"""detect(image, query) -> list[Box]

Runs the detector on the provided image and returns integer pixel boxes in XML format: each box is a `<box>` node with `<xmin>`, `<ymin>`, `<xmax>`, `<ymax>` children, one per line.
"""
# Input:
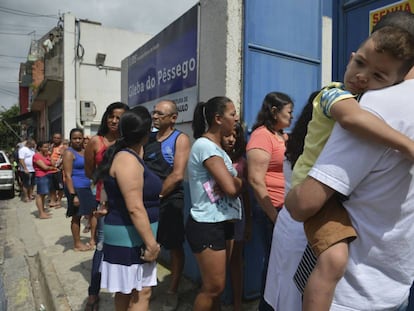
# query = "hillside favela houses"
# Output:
<box><xmin>19</xmin><ymin>13</ymin><xmax>151</xmax><ymax>140</ymax></box>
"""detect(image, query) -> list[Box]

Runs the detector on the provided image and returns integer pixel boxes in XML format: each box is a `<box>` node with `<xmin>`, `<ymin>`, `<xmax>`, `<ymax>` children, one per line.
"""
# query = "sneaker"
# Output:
<box><xmin>162</xmin><ymin>292</ymin><xmax>178</xmax><ymax>311</ymax></box>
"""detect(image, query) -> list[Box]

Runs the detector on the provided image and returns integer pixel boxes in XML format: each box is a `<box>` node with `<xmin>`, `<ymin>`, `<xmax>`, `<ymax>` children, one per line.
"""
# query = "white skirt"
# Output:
<box><xmin>100</xmin><ymin>260</ymin><xmax>157</xmax><ymax>294</ymax></box>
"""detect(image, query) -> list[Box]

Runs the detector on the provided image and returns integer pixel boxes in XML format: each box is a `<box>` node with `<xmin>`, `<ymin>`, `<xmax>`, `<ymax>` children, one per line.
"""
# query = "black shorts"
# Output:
<box><xmin>157</xmin><ymin>197</ymin><xmax>185</xmax><ymax>249</ymax></box>
<box><xmin>50</xmin><ymin>171</ymin><xmax>64</xmax><ymax>191</ymax></box>
<box><xmin>185</xmin><ymin>216</ymin><xmax>234</xmax><ymax>253</ymax></box>
<box><xmin>20</xmin><ymin>171</ymin><xmax>35</xmax><ymax>188</ymax></box>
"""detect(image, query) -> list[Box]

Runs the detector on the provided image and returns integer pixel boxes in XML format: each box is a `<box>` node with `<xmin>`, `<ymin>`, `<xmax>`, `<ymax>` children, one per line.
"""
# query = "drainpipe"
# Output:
<box><xmin>74</xmin><ymin>18</ymin><xmax>84</xmax><ymax>129</ymax></box>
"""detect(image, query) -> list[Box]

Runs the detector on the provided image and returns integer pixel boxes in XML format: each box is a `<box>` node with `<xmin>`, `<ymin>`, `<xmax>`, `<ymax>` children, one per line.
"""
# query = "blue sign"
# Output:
<box><xmin>127</xmin><ymin>5</ymin><xmax>198</xmax><ymax>108</ymax></box>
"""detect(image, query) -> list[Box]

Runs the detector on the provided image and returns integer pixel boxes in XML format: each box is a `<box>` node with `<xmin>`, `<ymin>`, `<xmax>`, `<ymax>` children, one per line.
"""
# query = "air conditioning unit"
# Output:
<box><xmin>80</xmin><ymin>101</ymin><xmax>97</xmax><ymax>122</ymax></box>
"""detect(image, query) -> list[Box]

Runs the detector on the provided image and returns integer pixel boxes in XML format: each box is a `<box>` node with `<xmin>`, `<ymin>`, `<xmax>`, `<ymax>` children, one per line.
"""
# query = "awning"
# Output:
<box><xmin>4</xmin><ymin>111</ymin><xmax>33</xmax><ymax>123</ymax></box>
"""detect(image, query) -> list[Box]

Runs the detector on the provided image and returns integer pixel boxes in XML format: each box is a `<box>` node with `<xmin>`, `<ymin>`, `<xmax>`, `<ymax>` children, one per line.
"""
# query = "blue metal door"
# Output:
<box><xmin>242</xmin><ymin>0</ymin><xmax>324</xmax><ymax>300</ymax></box>
<box><xmin>243</xmin><ymin>0</ymin><xmax>323</xmax><ymax>132</ymax></box>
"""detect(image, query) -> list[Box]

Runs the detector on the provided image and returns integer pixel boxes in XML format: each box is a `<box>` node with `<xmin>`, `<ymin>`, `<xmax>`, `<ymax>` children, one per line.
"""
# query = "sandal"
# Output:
<box><xmin>85</xmin><ymin>296</ymin><xmax>99</xmax><ymax>311</ymax></box>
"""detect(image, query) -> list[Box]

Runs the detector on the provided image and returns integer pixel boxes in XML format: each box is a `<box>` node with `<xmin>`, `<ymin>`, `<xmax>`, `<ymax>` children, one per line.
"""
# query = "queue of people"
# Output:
<box><xmin>11</xmin><ymin>10</ymin><xmax>414</xmax><ymax>311</ymax></box>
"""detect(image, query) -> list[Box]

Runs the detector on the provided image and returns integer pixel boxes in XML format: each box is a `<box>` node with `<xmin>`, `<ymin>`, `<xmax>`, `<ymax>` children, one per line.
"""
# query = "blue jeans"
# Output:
<box><xmin>88</xmin><ymin>216</ymin><xmax>104</xmax><ymax>296</ymax></box>
<box><xmin>257</xmin><ymin>210</ymin><xmax>274</xmax><ymax>311</ymax></box>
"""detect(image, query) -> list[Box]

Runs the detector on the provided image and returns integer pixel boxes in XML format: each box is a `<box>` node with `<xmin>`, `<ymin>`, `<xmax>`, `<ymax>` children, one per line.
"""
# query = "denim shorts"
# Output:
<box><xmin>35</xmin><ymin>175</ymin><xmax>51</xmax><ymax>195</ymax></box>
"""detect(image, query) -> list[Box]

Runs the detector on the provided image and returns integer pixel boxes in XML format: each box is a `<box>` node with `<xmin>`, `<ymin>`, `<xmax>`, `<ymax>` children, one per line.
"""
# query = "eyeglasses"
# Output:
<box><xmin>151</xmin><ymin>110</ymin><xmax>174</xmax><ymax>118</ymax></box>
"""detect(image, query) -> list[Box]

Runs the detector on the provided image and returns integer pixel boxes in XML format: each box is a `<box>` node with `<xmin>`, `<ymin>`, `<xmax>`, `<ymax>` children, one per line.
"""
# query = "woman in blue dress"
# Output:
<box><xmin>94</xmin><ymin>106</ymin><xmax>162</xmax><ymax>310</ymax></box>
<box><xmin>63</xmin><ymin>128</ymin><xmax>96</xmax><ymax>251</ymax></box>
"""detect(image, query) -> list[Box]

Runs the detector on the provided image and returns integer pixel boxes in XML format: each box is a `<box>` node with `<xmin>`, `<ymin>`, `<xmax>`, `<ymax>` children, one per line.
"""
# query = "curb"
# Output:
<box><xmin>37</xmin><ymin>249</ymin><xmax>71</xmax><ymax>311</ymax></box>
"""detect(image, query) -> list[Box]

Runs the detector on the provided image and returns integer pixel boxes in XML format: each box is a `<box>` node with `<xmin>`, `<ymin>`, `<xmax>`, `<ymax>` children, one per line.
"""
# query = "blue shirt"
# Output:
<box><xmin>187</xmin><ymin>137</ymin><xmax>241</xmax><ymax>222</ymax></box>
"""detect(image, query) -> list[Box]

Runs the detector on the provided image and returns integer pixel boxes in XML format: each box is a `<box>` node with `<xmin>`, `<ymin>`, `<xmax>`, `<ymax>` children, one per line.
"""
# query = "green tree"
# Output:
<box><xmin>0</xmin><ymin>105</ymin><xmax>21</xmax><ymax>152</ymax></box>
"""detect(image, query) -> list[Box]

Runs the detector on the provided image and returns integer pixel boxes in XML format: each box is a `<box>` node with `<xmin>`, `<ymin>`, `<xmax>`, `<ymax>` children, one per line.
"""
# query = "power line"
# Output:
<box><xmin>0</xmin><ymin>87</ymin><xmax>18</xmax><ymax>96</ymax></box>
<box><xmin>0</xmin><ymin>54</ymin><xmax>26</xmax><ymax>59</ymax></box>
<box><xmin>0</xmin><ymin>65</ymin><xmax>18</xmax><ymax>69</ymax></box>
<box><xmin>0</xmin><ymin>31</ymin><xmax>36</xmax><ymax>36</ymax></box>
<box><xmin>0</xmin><ymin>6</ymin><xmax>57</xmax><ymax>19</ymax></box>
<box><xmin>0</xmin><ymin>22</ymin><xmax>51</xmax><ymax>29</ymax></box>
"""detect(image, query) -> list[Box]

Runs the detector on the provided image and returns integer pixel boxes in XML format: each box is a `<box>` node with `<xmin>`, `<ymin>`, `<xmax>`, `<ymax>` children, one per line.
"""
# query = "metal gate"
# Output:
<box><xmin>241</xmin><ymin>0</ymin><xmax>324</xmax><ymax>300</ymax></box>
<box><xmin>243</xmin><ymin>0</ymin><xmax>324</xmax><ymax>132</ymax></box>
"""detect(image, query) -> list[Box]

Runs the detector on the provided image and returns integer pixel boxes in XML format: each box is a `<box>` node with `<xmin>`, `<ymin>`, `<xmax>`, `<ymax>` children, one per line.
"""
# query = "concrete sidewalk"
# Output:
<box><xmin>2</xmin><ymin>196</ymin><xmax>259</xmax><ymax>310</ymax></box>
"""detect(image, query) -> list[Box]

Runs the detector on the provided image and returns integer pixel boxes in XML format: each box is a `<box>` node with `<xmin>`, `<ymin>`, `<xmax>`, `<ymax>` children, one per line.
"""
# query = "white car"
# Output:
<box><xmin>0</xmin><ymin>150</ymin><xmax>15</xmax><ymax>198</ymax></box>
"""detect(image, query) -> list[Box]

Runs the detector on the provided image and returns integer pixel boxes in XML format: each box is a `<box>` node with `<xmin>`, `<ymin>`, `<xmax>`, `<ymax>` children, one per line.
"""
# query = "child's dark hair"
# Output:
<box><xmin>369</xmin><ymin>25</ymin><xmax>414</xmax><ymax>78</ymax></box>
<box><xmin>229</xmin><ymin>122</ymin><xmax>247</xmax><ymax>162</ymax></box>
<box><xmin>252</xmin><ymin>92</ymin><xmax>294</xmax><ymax>134</ymax></box>
<box><xmin>192</xmin><ymin>96</ymin><xmax>232</xmax><ymax>139</ymax></box>
<box><xmin>285</xmin><ymin>91</ymin><xmax>318</xmax><ymax>169</ymax></box>
<box><xmin>93</xmin><ymin>106</ymin><xmax>152</xmax><ymax>183</ymax></box>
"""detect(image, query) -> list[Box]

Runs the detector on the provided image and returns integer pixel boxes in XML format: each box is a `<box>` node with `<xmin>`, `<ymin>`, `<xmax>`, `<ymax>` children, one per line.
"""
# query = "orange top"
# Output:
<box><xmin>246</xmin><ymin>126</ymin><xmax>286</xmax><ymax>208</ymax></box>
<box><xmin>50</xmin><ymin>145</ymin><xmax>64</xmax><ymax>171</ymax></box>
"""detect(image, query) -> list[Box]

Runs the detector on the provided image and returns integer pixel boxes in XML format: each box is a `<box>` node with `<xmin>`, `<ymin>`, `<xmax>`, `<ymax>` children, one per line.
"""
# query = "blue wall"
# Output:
<box><xmin>243</xmin><ymin>0</ymin><xmax>323</xmax><ymax>133</ymax></box>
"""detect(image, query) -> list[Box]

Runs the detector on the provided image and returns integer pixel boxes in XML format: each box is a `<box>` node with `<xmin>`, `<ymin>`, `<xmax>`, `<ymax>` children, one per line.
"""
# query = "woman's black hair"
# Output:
<box><xmin>93</xmin><ymin>106</ymin><xmax>152</xmax><ymax>183</ymax></box>
<box><xmin>228</xmin><ymin>122</ymin><xmax>247</xmax><ymax>162</ymax></box>
<box><xmin>252</xmin><ymin>92</ymin><xmax>294</xmax><ymax>134</ymax></box>
<box><xmin>285</xmin><ymin>91</ymin><xmax>319</xmax><ymax>169</ymax></box>
<box><xmin>97</xmin><ymin>102</ymin><xmax>130</xmax><ymax>136</ymax></box>
<box><xmin>69</xmin><ymin>128</ymin><xmax>83</xmax><ymax>138</ymax></box>
<box><xmin>36</xmin><ymin>141</ymin><xmax>48</xmax><ymax>151</ymax></box>
<box><xmin>192</xmin><ymin>96</ymin><xmax>232</xmax><ymax>139</ymax></box>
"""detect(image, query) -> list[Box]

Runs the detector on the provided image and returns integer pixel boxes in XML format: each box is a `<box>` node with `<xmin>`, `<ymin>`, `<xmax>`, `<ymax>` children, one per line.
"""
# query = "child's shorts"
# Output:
<box><xmin>304</xmin><ymin>195</ymin><xmax>357</xmax><ymax>257</ymax></box>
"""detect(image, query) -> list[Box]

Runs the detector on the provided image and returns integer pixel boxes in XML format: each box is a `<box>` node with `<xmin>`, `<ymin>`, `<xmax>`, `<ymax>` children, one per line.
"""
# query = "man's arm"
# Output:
<box><xmin>159</xmin><ymin>133</ymin><xmax>190</xmax><ymax>198</ymax></box>
<box><xmin>285</xmin><ymin>176</ymin><xmax>335</xmax><ymax>222</ymax></box>
<box><xmin>19</xmin><ymin>158</ymin><xmax>28</xmax><ymax>173</ymax></box>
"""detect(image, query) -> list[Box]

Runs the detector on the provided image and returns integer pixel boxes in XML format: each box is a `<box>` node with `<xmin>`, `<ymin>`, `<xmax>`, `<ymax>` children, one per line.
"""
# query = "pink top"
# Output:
<box><xmin>246</xmin><ymin>126</ymin><xmax>286</xmax><ymax>208</ymax></box>
<box><xmin>233</xmin><ymin>157</ymin><xmax>246</xmax><ymax>179</ymax></box>
<box><xmin>95</xmin><ymin>136</ymin><xmax>107</xmax><ymax>201</ymax></box>
<box><xmin>33</xmin><ymin>153</ymin><xmax>52</xmax><ymax>178</ymax></box>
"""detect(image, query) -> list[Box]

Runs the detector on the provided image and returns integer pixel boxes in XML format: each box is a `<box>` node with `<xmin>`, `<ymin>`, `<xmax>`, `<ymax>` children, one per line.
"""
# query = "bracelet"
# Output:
<box><xmin>69</xmin><ymin>193</ymin><xmax>77</xmax><ymax>200</ymax></box>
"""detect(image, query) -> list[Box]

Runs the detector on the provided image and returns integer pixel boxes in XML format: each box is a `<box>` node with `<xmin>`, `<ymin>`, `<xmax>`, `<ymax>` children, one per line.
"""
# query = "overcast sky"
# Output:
<box><xmin>0</xmin><ymin>0</ymin><xmax>198</xmax><ymax>110</ymax></box>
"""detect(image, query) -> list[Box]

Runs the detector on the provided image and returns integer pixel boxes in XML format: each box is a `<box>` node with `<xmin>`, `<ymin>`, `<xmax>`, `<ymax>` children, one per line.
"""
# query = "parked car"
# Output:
<box><xmin>0</xmin><ymin>150</ymin><xmax>15</xmax><ymax>198</ymax></box>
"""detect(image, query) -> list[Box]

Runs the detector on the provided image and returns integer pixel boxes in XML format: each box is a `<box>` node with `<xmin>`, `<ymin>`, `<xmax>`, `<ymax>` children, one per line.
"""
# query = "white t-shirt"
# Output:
<box><xmin>309</xmin><ymin>79</ymin><xmax>414</xmax><ymax>310</ymax></box>
<box><xmin>18</xmin><ymin>146</ymin><xmax>35</xmax><ymax>172</ymax></box>
<box><xmin>187</xmin><ymin>137</ymin><xmax>241</xmax><ymax>222</ymax></box>
<box><xmin>264</xmin><ymin>159</ymin><xmax>306</xmax><ymax>311</ymax></box>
